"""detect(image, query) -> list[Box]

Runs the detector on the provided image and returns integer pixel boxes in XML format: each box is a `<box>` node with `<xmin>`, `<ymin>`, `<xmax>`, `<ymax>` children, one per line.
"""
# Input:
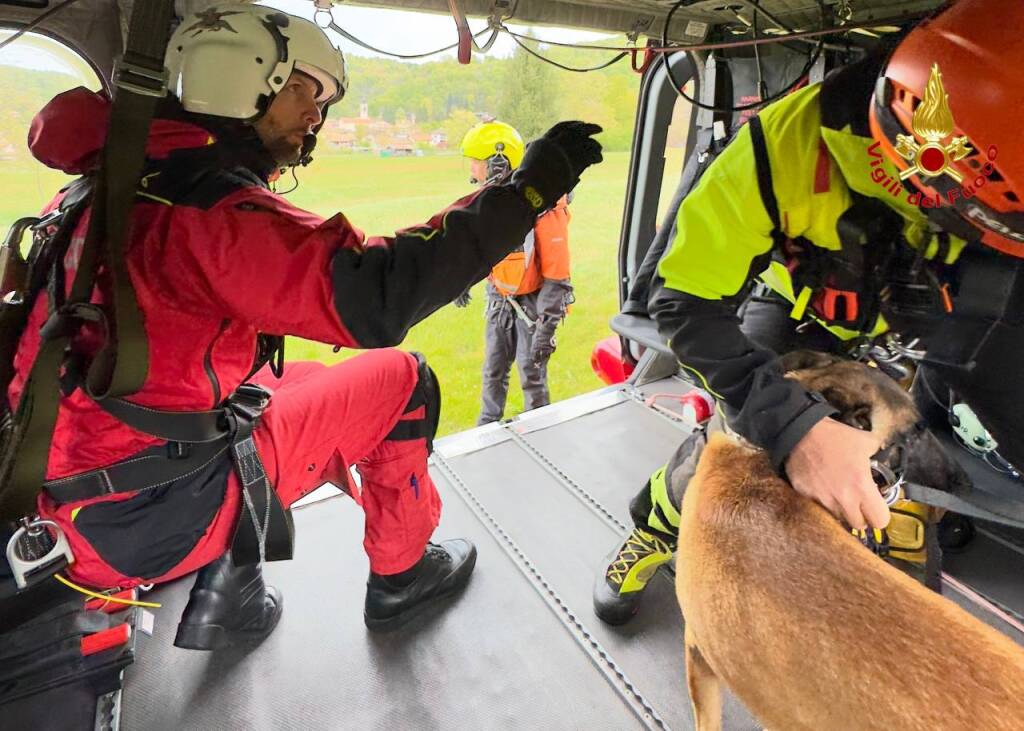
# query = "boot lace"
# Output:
<box><xmin>425</xmin><ymin>542</ymin><xmax>452</xmax><ymax>563</ymax></box>
<box><xmin>606</xmin><ymin>530</ymin><xmax>670</xmax><ymax>586</ymax></box>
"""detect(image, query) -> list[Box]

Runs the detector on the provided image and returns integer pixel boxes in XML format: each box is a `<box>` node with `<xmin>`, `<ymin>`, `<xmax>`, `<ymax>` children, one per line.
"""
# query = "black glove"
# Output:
<box><xmin>454</xmin><ymin>290</ymin><xmax>472</xmax><ymax>308</ymax></box>
<box><xmin>512</xmin><ymin>121</ymin><xmax>603</xmax><ymax>213</ymax></box>
<box><xmin>531</xmin><ymin>323</ymin><xmax>557</xmax><ymax>367</ymax></box>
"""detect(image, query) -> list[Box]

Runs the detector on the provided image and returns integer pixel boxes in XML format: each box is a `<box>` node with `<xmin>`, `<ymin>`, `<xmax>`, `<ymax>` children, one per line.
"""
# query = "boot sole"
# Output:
<box><xmin>593</xmin><ymin>585</ymin><xmax>643</xmax><ymax>627</ymax></box>
<box><xmin>174</xmin><ymin>590</ymin><xmax>284</xmax><ymax>651</ymax></box>
<box><xmin>364</xmin><ymin>549</ymin><xmax>477</xmax><ymax>632</ymax></box>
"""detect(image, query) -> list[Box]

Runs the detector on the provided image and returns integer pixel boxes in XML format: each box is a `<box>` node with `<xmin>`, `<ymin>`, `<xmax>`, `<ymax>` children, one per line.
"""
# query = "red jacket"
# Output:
<box><xmin>13</xmin><ymin>88</ymin><xmax>536</xmax><ymax>484</ymax></box>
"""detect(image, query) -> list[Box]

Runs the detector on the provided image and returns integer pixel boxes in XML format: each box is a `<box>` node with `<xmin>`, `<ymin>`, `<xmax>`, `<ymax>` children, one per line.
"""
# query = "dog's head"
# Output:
<box><xmin>780</xmin><ymin>351</ymin><xmax>972</xmax><ymax>496</ymax></box>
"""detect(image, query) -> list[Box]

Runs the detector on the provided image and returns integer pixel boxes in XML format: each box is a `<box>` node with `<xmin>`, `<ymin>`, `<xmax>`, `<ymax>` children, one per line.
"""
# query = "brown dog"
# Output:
<box><xmin>675</xmin><ymin>352</ymin><xmax>1024</xmax><ymax>731</ymax></box>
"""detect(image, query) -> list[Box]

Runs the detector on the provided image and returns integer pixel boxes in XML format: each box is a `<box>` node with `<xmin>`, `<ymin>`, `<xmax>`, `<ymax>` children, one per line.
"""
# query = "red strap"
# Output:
<box><xmin>814</xmin><ymin>140</ymin><xmax>831</xmax><ymax>194</ymax></box>
<box><xmin>447</xmin><ymin>0</ymin><xmax>472</xmax><ymax>64</ymax></box>
<box><xmin>630</xmin><ymin>48</ymin><xmax>656</xmax><ymax>75</ymax></box>
<box><xmin>815</xmin><ymin>288</ymin><xmax>858</xmax><ymax>322</ymax></box>
<box><xmin>81</xmin><ymin>624</ymin><xmax>131</xmax><ymax>657</ymax></box>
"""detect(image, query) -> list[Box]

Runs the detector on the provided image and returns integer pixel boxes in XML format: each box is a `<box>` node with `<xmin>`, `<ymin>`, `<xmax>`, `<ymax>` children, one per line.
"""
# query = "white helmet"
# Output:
<box><xmin>166</xmin><ymin>3</ymin><xmax>348</xmax><ymax>120</ymax></box>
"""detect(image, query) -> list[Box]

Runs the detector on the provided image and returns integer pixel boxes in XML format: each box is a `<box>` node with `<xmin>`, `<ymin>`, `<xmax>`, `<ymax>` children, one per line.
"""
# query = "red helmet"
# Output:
<box><xmin>869</xmin><ymin>0</ymin><xmax>1024</xmax><ymax>258</ymax></box>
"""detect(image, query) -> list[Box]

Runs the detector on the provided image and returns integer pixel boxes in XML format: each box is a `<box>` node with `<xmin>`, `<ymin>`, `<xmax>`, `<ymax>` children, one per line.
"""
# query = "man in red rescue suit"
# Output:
<box><xmin>594</xmin><ymin>0</ymin><xmax>1024</xmax><ymax>625</ymax></box>
<box><xmin>9</xmin><ymin>4</ymin><xmax>602</xmax><ymax>648</ymax></box>
<box><xmin>457</xmin><ymin>121</ymin><xmax>575</xmax><ymax>425</ymax></box>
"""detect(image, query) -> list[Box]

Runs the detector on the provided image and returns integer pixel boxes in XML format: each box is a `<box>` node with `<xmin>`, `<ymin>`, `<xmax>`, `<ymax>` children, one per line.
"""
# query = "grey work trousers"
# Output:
<box><xmin>477</xmin><ymin>290</ymin><xmax>549</xmax><ymax>425</ymax></box>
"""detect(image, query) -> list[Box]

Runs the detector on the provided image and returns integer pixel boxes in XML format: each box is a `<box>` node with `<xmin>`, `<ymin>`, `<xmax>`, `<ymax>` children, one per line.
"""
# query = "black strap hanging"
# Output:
<box><xmin>0</xmin><ymin>1</ymin><xmax>176</xmax><ymax>522</ymax></box>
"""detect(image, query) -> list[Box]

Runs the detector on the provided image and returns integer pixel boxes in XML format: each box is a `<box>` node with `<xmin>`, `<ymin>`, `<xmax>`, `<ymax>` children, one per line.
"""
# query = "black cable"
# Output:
<box><xmin>752</xmin><ymin>7</ymin><xmax>767</xmax><ymax>101</ymax></box>
<box><xmin>506</xmin><ymin>31</ymin><xmax>628</xmax><ymax>73</ymax></box>
<box><xmin>326</xmin><ymin>20</ymin><xmax>494</xmax><ymax>60</ymax></box>
<box><xmin>661</xmin><ymin>0</ymin><xmax>826</xmax><ymax>113</ymax></box>
<box><xmin>738</xmin><ymin>0</ymin><xmax>798</xmax><ymax>36</ymax></box>
<box><xmin>276</xmin><ymin>166</ymin><xmax>300</xmax><ymax>196</ymax></box>
<box><xmin>499</xmin><ymin>27</ymin><xmax>635</xmax><ymax>52</ymax></box>
<box><xmin>0</xmin><ymin>0</ymin><xmax>80</xmax><ymax>53</ymax></box>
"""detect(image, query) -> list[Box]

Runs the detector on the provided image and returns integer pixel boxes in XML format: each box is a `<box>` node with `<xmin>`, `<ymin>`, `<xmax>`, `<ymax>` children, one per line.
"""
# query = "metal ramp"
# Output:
<box><xmin>119</xmin><ymin>376</ymin><xmax>1024</xmax><ymax>730</ymax></box>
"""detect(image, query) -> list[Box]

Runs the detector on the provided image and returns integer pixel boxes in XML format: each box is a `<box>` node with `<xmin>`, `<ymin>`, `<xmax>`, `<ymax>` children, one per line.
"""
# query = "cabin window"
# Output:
<box><xmin>0</xmin><ymin>30</ymin><xmax>102</xmax><ymax>234</ymax></box>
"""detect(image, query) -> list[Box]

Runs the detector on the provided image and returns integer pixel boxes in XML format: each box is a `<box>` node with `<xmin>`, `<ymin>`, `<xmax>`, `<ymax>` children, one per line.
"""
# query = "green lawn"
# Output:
<box><xmin>283</xmin><ymin>151</ymin><xmax>634</xmax><ymax>436</ymax></box>
<box><xmin>3</xmin><ymin>148</ymin><xmax>684</xmax><ymax>437</ymax></box>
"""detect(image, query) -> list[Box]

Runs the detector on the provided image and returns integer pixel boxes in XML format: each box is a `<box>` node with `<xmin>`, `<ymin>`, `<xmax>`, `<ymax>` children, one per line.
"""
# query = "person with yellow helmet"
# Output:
<box><xmin>460</xmin><ymin>120</ymin><xmax>575</xmax><ymax>424</ymax></box>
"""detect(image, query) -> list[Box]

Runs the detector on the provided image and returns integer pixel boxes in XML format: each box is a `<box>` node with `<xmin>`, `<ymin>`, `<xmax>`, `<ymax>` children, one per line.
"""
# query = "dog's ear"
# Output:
<box><xmin>844</xmin><ymin>404</ymin><xmax>873</xmax><ymax>432</ymax></box>
<box><xmin>818</xmin><ymin>386</ymin><xmax>874</xmax><ymax>431</ymax></box>
<box><xmin>779</xmin><ymin>350</ymin><xmax>843</xmax><ymax>373</ymax></box>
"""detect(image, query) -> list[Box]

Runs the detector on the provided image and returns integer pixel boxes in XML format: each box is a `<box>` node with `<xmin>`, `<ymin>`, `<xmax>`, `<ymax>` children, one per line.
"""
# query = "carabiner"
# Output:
<box><xmin>6</xmin><ymin>517</ymin><xmax>75</xmax><ymax>589</ymax></box>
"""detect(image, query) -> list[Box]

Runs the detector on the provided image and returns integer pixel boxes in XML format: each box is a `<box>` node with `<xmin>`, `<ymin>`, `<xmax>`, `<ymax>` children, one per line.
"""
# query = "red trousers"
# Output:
<box><xmin>251</xmin><ymin>350</ymin><xmax>442</xmax><ymax>574</ymax></box>
<box><xmin>47</xmin><ymin>349</ymin><xmax>442</xmax><ymax>588</ymax></box>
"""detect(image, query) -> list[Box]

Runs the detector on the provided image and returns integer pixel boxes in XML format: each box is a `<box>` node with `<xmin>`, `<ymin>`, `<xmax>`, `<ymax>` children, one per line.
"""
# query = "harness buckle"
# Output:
<box><xmin>113</xmin><ymin>56</ymin><xmax>169</xmax><ymax>98</ymax></box>
<box><xmin>815</xmin><ymin>287</ymin><xmax>859</xmax><ymax>323</ymax></box>
<box><xmin>227</xmin><ymin>384</ymin><xmax>274</xmax><ymax>424</ymax></box>
<box><xmin>5</xmin><ymin>517</ymin><xmax>74</xmax><ymax>590</ymax></box>
<box><xmin>854</xmin><ymin>527</ymin><xmax>891</xmax><ymax>558</ymax></box>
<box><xmin>38</xmin><ymin>303</ymin><xmax>105</xmax><ymax>342</ymax></box>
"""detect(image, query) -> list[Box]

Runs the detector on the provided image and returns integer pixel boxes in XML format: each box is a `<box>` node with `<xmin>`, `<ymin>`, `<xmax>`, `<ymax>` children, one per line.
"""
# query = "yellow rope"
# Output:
<box><xmin>54</xmin><ymin>574</ymin><xmax>162</xmax><ymax>608</ymax></box>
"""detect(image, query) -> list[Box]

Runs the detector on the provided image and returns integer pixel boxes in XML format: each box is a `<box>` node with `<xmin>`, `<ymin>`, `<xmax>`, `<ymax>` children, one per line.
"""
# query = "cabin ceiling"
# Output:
<box><xmin>0</xmin><ymin>0</ymin><xmax>944</xmax><ymax>55</ymax></box>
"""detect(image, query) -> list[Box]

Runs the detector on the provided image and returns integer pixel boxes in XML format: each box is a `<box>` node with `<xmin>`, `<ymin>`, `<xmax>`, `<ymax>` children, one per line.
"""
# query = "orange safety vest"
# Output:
<box><xmin>489</xmin><ymin>196</ymin><xmax>571</xmax><ymax>297</ymax></box>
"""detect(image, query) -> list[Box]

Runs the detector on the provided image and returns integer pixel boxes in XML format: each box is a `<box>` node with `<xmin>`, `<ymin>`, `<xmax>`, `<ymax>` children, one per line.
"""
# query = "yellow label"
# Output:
<box><xmin>524</xmin><ymin>186</ymin><xmax>544</xmax><ymax>210</ymax></box>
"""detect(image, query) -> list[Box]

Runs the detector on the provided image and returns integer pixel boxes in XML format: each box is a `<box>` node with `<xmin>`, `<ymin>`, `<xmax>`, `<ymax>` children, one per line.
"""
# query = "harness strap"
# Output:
<box><xmin>95</xmin><ymin>397</ymin><xmax>228</xmax><ymax>444</ymax></box>
<box><xmin>506</xmin><ymin>295</ymin><xmax>537</xmax><ymax>328</ymax></box>
<box><xmin>747</xmin><ymin>116</ymin><xmax>784</xmax><ymax>240</ymax></box>
<box><xmin>227</xmin><ymin>388</ymin><xmax>293</xmax><ymax>565</ymax></box>
<box><xmin>0</xmin><ymin>0</ymin><xmax>175</xmax><ymax>522</ymax></box>
<box><xmin>40</xmin><ymin>384</ymin><xmax>292</xmax><ymax>564</ymax></box>
<box><xmin>903</xmin><ymin>481</ymin><xmax>1024</xmax><ymax>532</ymax></box>
<box><xmin>42</xmin><ymin>439</ymin><xmax>230</xmax><ymax>505</ymax></box>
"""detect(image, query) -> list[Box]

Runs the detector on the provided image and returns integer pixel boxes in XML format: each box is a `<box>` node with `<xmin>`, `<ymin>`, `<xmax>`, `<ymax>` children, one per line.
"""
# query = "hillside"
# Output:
<box><xmin>1</xmin><ymin>34</ymin><xmax>645</xmax><ymax>164</ymax></box>
<box><xmin>0</xmin><ymin>65</ymin><xmax>85</xmax><ymax>162</ymax></box>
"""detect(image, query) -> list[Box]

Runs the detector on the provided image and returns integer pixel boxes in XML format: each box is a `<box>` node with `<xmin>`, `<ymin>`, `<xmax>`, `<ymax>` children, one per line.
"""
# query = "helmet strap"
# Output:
<box><xmin>484</xmin><ymin>153</ymin><xmax>512</xmax><ymax>185</ymax></box>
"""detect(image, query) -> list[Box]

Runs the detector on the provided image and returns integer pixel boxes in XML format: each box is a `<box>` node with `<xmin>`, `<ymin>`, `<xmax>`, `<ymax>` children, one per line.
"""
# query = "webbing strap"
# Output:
<box><xmin>747</xmin><ymin>116</ymin><xmax>784</xmax><ymax>236</ymax></box>
<box><xmin>229</xmin><ymin>407</ymin><xmax>294</xmax><ymax>565</ymax></box>
<box><xmin>85</xmin><ymin>0</ymin><xmax>178</xmax><ymax>399</ymax></box>
<box><xmin>903</xmin><ymin>482</ymin><xmax>1024</xmax><ymax>532</ymax></box>
<box><xmin>95</xmin><ymin>397</ymin><xmax>229</xmax><ymax>444</ymax></box>
<box><xmin>0</xmin><ymin>1</ymin><xmax>175</xmax><ymax>522</ymax></box>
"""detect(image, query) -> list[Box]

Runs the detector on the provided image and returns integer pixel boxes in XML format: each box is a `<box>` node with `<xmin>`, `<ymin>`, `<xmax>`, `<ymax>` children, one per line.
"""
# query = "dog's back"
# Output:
<box><xmin>677</xmin><ymin>433</ymin><xmax>1024</xmax><ymax>731</ymax></box>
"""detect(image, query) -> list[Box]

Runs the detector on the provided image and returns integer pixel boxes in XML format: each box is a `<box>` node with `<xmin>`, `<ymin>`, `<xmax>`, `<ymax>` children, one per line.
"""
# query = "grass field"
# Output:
<box><xmin>3</xmin><ymin>148</ymin><xmax>684</xmax><ymax>436</ymax></box>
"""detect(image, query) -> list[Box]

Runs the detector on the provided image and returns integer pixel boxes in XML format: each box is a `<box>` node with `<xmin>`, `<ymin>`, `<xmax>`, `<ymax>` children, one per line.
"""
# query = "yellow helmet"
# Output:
<box><xmin>460</xmin><ymin>121</ymin><xmax>525</xmax><ymax>170</ymax></box>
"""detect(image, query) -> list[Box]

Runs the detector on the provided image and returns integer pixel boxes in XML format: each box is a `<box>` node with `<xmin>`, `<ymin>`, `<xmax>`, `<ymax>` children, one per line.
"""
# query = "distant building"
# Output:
<box><xmin>319</xmin><ymin>103</ymin><xmax>437</xmax><ymax>154</ymax></box>
<box><xmin>382</xmin><ymin>133</ymin><xmax>415</xmax><ymax>156</ymax></box>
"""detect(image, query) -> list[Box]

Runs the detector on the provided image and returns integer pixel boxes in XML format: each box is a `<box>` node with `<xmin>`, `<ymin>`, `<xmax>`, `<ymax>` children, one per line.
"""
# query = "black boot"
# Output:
<box><xmin>173</xmin><ymin>551</ymin><xmax>283</xmax><ymax>651</ymax></box>
<box><xmin>593</xmin><ymin>528</ymin><xmax>675</xmax><ymax>626</ymax></box>
<box><xmin>364</xmin><ymin>539</ymin><xmax>477</xmax><ymax>631</ymax></box>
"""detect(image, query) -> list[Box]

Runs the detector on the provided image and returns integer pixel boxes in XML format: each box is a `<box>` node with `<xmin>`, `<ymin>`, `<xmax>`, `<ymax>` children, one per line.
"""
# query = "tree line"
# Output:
<box><xmin>326</xmin><ymin>36</ymin><xmax>640</xmax><ymax>151</ymax></box>
<box><xmin>0</xmin><ymin>34</ymin><xmax>642</xmax><ymax>164</ymax></box>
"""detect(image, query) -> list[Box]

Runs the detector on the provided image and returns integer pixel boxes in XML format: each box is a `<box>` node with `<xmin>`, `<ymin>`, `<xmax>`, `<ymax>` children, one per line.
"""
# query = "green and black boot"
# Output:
<box><xmin>593</xmin><ymin>527</ymin><xmax>674</xmax><ymax>626</ymax></box>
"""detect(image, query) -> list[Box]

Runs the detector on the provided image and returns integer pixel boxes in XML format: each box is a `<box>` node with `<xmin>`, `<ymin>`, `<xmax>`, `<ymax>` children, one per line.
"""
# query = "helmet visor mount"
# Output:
<box><xmin>294</xmin><ymin>61</ymin><xmax>344</xmax><ymax>107</ymax></box>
